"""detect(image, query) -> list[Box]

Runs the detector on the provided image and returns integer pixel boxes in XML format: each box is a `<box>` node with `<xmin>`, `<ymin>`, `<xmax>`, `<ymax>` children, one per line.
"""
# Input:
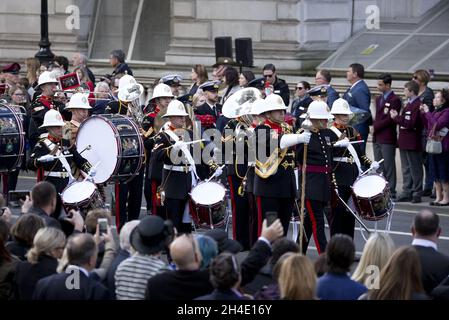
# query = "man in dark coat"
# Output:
<box><xmin>32</xmin><ymin>233</ymin><xmax>109</xmax><ymax>300</ymax></box>
<box><xmin>411</xmin><ymin>209</ymin><xmax>449</xmax><ymax>296</ymax></box>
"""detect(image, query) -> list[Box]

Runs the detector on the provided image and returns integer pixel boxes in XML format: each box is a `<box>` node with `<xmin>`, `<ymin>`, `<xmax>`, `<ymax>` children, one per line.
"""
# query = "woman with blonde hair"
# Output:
<box><xmin>352</xmin><ymin>232</ymin><xmax>395</xmax><ymax>286</ymax></box>
<box><xmin>13</xmin><ymin>227</ymin><xmax>66</xmax><ymax>299</ymax></box>
<box><xmin>364</xmin><ymin>246</ymin><xmax>428</xmax><ymax>300</ymax></box>
<box><xmin>278</xmin><ymin>253</ymin><xmax>317</xmax><ymax>300</ymax></box>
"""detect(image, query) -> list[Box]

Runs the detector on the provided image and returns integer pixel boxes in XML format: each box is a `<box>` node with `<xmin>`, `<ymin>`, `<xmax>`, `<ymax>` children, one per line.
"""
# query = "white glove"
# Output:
<box><xmin>334</xmin><ymin>138</ymin><xmax>350</xmax><ymax>148</ymax></box>
<box><xmin>172</xmin><ymin>141</ymin><xmax>186</xmax><ymax>151</ymax></box>
<box><xmin>89</xmin><ymin>168</ymin><xmax>97</xmax><ymax>177</ymax></box>
<box><xmin>280</xmin><ymin>132</ymin><xmax>311</xmax><ymax>149</ymax></box>
<box><xmin>370</xmin><ymin>161</ymin><xmax>380</xmax><ymax>170</ymax></box>
<box><xmin>214</xmin><ymin>167</ymin><xmax>223</xmax><ymax>177</ymax></box>
<box><xmin>38</xmin><ymin>154</ymin><xmax>54</xmax><ymax>163</ymax></box>
<box><xmin>297</xmin><ymin>132</ymin><xmax>311</xmax><ymax>144</ymax></box>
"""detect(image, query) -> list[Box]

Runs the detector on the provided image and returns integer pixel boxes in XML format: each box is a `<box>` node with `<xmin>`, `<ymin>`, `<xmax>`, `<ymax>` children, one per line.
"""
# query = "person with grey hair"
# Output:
<box><xmin>13</xmin><ymin>227</ymin><xmax>66</xmax><ymax>300</ymax></box>
<box><xmin>72</xmin><ymin>52</ymin><xmax>95</xmax><ymax>85</ymax></box>
<box><xmin>106</xmin><ymin>220</ymin><xmax>139</xmax><ymax>299</ymax></box>
<box><xmin>32</xmin><ymin>233</ymin><xmax>109</xmax><ymax>300</ymax></box>
<box><xmin>109</xmin><ymin>49</ymin><xmax>133</xmax><ymax>77</ymax></box>
<box><xmin>92</xmin><ymin>81</ymin><xmax>112</xmax><ymax>114</ymax></box>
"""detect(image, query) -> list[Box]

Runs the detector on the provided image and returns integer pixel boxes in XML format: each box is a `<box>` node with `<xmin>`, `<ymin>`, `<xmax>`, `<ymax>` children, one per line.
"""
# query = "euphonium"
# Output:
<box><xmin>118</xmin><ymin>82</ymin><xmax>145</xmax><ymax>126</ymax></box>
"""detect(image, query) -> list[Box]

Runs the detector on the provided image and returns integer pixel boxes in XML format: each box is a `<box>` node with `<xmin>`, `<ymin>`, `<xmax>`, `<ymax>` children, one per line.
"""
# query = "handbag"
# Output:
<box><xmin>426</xmin><ymin>124</ymin><xmax>442</xmax><ymax>154</ymax></box>
<box><xmin>426</xmin><ymin>139</ymin><xmax>442</xmax><ymax>154</ymax></box>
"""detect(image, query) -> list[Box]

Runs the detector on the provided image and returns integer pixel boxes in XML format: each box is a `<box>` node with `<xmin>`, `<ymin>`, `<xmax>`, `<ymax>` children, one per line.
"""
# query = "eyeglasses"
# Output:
<box><xmin>263</xmin><ymin>74</ymin><xmax>274</xmax><ymax>78</ymax></box>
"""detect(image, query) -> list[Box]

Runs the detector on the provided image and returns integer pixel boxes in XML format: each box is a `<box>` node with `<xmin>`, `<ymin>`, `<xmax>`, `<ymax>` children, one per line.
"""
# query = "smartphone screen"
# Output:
<box><xmin>98</xmin><ymin>218</ymin><xmax>108</xmax><ymax>235</ymax></box>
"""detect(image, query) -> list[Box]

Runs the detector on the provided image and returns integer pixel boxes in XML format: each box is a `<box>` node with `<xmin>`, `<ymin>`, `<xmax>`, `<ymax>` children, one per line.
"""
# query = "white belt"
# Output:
<box><xmin>44</xmin><ymin>171</ymin><xmax>69</xmax><ymax>178</ymax></box>
<box><xmin>163</xmin><ymin>164</ymin><xmax>192</xmax><ymax>173</ymax></box>
<box><xmin>333</xmin><ymin>157</ymin><xmax>354</xmax><ymax>164</ymax></box>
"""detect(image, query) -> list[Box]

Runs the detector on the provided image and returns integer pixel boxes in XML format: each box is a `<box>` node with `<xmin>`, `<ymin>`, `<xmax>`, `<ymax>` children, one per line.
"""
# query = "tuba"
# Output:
<box><xmin>118</xmin><ymin>81</ymin><xmax>145</xmax><ymax>126</ymax></box>
<box><xmin>222</xmin><ymin>87</ymin><xmax>262</xmax><ymax>127</ymax></box>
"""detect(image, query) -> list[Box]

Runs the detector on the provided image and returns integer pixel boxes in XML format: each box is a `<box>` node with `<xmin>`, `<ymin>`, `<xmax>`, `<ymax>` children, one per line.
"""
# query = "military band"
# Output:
<box><xmin>4</xmin><ymin>66</ymin><xmax>391</xmax><ymax>257</ymax></box>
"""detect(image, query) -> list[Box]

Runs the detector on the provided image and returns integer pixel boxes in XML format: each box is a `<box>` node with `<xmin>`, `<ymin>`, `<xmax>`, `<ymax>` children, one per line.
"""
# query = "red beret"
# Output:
<box><xmin>2</xmin><ymin>62</ymin><xmax>21</xmax><ymax>74</ymax></box>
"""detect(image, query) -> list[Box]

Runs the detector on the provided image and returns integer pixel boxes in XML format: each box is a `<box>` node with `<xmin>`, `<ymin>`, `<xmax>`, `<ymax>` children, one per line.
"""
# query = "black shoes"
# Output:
<box><xmin>411</xmin><ymin>197</ymin><xmax>422</xmax><ymax>204</ymax></box>
<box><xmin>396</xmin><ymin>196</ymin><xmax>412</xmax><ymax>202</ymax></box>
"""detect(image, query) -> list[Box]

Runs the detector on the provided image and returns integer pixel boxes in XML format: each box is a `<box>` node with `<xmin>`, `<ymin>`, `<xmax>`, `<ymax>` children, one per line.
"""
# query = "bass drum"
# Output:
<box><xmin>0</xmin><ymin>104</ymin><xmax>25</xmax><ymax>172</ymax></box>
<box><xmin>76</xmin><ymin>114</ymin><xmax>144</xmax><ymax>183</ymax></box>
<box><xmin>189</xmin><ymin>181</ymin><xmax>228</xmax><ymax>229</ymax></box>
<box><xmin>351</xmin><ymin>174</ymin><xmax>393</xmax><ymax>221</ymax></box>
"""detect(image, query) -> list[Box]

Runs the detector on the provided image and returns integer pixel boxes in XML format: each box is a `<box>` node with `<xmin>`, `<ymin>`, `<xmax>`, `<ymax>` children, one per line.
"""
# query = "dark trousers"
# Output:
<box><xmin>247</xmin><ymin>192</ymin><xmax>258</xmax><ymax>247</ymax></box>
<box><xmin>228</xmin><ymin>175</ymin><xmax>251</xmax><ymax>250</ymax></box>
<box><xmin>373</xmin><ymin>143</ymin><xmax>397</xmax><ymax>196</ymax></box>
<box><xmin>143</xmin><ymin>165</ymin><xmax>152</xmax><ymax>211</ymax></box>
<box><xmin>423</xmin><ymin>152</ymin><xmax>435</xmax><ymax>191</ymax></box>
<box><xmin>354</xmin><ymin>123</ymin><xmax>369</xmax><ymax>154</ymax></box>
<box><xmin>300</xmin><ymin>199</ymin><xmax>328</xmax><ymax>255</ymax></box>
<box><xmin>115</xmin><ymin>168</ymin><xmax>144</xmax><ymax>231</ymax></box>
<box><xmin>165</xmin><ymin>197</ymin><xmax>191</xmax><ymax>233</ymax></box>
<box><xmin>255</xmin><ymin>196</ymin><xmax>294</xmax><ymax>237</ymax></box>
<box><xmin>329</xmin><ymin>186</ymin><xmax>355</xmax><ymax>239</ymax></box>
<box><xmin>400</xmin><ymin>149</ymin><xmax>423</xmax><ymax>198</ymax></box>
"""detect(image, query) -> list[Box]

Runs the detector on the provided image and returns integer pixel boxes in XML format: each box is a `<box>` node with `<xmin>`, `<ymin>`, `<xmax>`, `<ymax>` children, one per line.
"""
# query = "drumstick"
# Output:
<box><xmin>79</xmin><ymin>145</ymin><xmax>92</xmax><ymax>154</ymax></box>
<box><xmin>205</xmin><ymin>165</ymin><xmax>225</xmax><ymax>183</ymax></box>
<box><xmin>349</xmin><ymin>140</ymin><xmax>364</xmax><ymax>144</ymax></box>
<box><xmin>360</xmin><ymin>159</ymin><xmax>384</xmax><ymax>176</ymax></box>
<box><xmin>162</xmin><ymin>139</ymin><xmax>205</xmax><ymax>150</ymax></box>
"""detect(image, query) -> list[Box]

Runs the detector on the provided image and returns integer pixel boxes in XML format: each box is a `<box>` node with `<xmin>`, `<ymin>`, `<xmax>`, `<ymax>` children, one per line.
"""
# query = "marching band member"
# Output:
<box><xmin>151</xmin><ymin>100</ymin><xmax>198</xmax><ymax>233</ymax></box>
<box><xmin>329</xmin><ymin>98</ymin><xmax>378</xmax><ymax>239</ymax></box>
<box><xmin>62</xmin><ymin>93</ymin><xmax>91</xmax><ymax>146</ymax></box>
<box><xmin>142</xmin><ymin>83</ymin><xmax>173</xmax><ymax>218</ymax></box>
<box><xmin>106</xmin><ymin>75</ymin><xmax>146</xmax><ymax>230</ymax></box>
<box><xmin>254</xmin><ymin>94</ymin><xmax>311</xmax><ymax>236</ymax></box>
<box><xmin>222</xmin><ymin>107</ymin><xmax>253</xmax><ymax>250</ymax></box>
<box><xmin>285</xmin><ymin>101</ymin><xmax>337</xmax><ymax>255</ymax></box>
<box><xmin>28</xmin><ymin>109</ymin><xmax>92</xmax><ymax>193</ymax></box>
<box><xmin>29</xmin><ymin>71</ymin><xmax>67</xmax><ymax>147</ymax></box>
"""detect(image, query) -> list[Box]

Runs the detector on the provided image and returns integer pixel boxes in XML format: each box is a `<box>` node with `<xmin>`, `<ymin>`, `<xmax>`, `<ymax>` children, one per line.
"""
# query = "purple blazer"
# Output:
<box><xmin>373</xmin><ymin>91</ymin><xmax>402</xmax><ymax>145</ymax></box>
<box><xmin>422</xmin><ymin>106</ymin><xmax>449</xmax><ymax>152</ymax></box>
<box><xmin>393</xmin><ymin>98</ymin><xmax>423</xmax><ymax>151</ymax></box>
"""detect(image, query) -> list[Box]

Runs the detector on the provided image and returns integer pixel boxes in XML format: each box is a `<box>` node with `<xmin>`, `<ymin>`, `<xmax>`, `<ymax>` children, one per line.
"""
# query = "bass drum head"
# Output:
<box><xmin>62</xmin><ymin>181</ymin><xmax>96</xmax><ymax>204</ymax></box>
<box><xmin>76</xmin><ymin>116</ymin><xmax>118</xmax><ymax>183</ymax></box>
<box><xmin>353</xmin><ymin>174</ymin><xmax>386</xmax><ymax>198</ymax></box>
<box><xmin>190</xmin><ymin>181</ymin><xmax>226</xmax><ymax>206</ymax></box>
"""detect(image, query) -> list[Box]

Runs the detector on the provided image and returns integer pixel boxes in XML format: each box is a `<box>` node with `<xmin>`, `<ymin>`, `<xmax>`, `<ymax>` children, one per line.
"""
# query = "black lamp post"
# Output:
<box><xmin>35</xmin><ymin>0</ymin><xmax>54</xmax><ymax>65</ymax></box>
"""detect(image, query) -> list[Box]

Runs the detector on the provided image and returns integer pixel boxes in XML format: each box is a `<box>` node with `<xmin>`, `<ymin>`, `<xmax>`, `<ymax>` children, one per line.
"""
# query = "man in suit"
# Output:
<box><xmin>315</xmin><ymin>69</ymin><xmax>340</xmax><ymax>108</ymax></box>
<box><xmin>373</xmin><ymin>73</ymin><xmax>402</xmax><ymax>199</ymax></box>
<box><xmin>110</xmin><ymin>49</ymin><xmax>133</xmax><ymax>76</ymax></box>
<box><xmin>33</xmin><ymin>233</ymin><xmax>109</xmax><ymax>300</ymax></box>
<box><xmin>195</xmin><ymin>81</ymin><xmax>222</xmax><ymax>130</ymax></box>
<box><xmin>411</xmin><ymin>209</ymin><xmax>449</xmax><ymax>295</ymax></box>
<box><xmin>343</xmin><ymin>63</ymin><xmax>372</xmax><ymax>153</ymax></box>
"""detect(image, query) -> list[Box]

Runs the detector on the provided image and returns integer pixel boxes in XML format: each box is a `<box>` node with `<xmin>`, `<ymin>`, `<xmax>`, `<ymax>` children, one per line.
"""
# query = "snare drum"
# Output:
<box><xmin>351</xmin><ymin>174</ymin><xmax>392</xmax><ymax>221</ymax></box>
<box><xmin>189</xmin><ymin>181</ymin><xmax>227</xmax><ymax>229</ymax></box>
<box><xmin>76</xmin><ymin>114</ymin><xmax>144</xmax><ymax>183</ymax></box>
<box><xmin>61</xmin><ymin>181</ymin><xmax>104</xmax><ymax>212</ymax></box>
<box><xmin>0</xmin><ymin>104</ymin><xmax>25</xmax><ymax>172</ymax></box>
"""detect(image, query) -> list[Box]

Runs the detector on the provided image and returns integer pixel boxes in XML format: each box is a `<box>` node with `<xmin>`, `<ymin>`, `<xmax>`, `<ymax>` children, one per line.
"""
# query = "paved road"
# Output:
<box><xmin>8</xmin><ymin>170</ymin><xmax>449</xmax><ymax>262</ymax></box>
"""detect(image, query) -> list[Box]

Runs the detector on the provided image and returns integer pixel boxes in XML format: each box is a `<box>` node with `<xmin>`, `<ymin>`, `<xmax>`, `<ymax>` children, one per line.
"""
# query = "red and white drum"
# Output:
<box><xmin>351</xmin><ymin>174</ymin><xmax>393</xmax><ymax>221</ymax></box>
<box><xmin>76</xmin><ymin>114</ymin><xmax>144</xmax><ymax>183</ymax></box>
<box><xmin>189</xmin><ymin>181</ymin><xmax>227</xmax><ymax>229</ymax></box>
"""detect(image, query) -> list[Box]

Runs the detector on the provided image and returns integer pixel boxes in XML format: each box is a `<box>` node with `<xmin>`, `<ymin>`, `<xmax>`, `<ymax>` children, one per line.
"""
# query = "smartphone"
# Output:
<box><xmin>266</xmin><ymin>211</ymin><xmax>278</xmax><ymax>227</ymax></box>
<box><xmin>98</xmin><ymin>218</ymin><xmax>108</xmax><ymax>235</ymax></box>
<box><xmin>8</xmin><ymin>190</ymin><xmax>30</xmax><ymax>204</ymax></box>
